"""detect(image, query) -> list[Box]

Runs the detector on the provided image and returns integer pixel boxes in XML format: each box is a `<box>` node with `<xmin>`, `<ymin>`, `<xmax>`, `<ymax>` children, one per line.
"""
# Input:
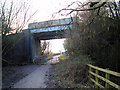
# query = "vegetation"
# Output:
<box><xmin>40</xmin><ymin>40</ymin><xmax>51</xmax><ymax>55</ymax></box>
<box><xmin>55</xmin><ymin>0</ymin><xmax>120</xmax><ymax>88</ymax></box>
<box><xmin>63</xmin><ymin>1</ymin><xmax>120</xmax><ymax>72</ymax></box>
<box><xmin>54</xmin><ymin>56</ymin><xmax>89</xmax><ymax>88</ymax></box>
<box><xmin>39</xmin><ymin>40</ymin><xmax>51</xmax><ymax>62</ymax></box>
<box><xmin>51</xmin><ymin>53</ymin><xmax>61</xmax><ymax>56</ymax></box>
<box><xmin>1</xmin><ymin>0</ymin><xmax>36</xmax><ymax>64</ymax></box>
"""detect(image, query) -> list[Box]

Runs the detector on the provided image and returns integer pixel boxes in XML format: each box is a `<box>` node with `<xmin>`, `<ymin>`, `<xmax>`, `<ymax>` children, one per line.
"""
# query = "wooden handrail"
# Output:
<box><xmin>89</xmin><ymin>71</ymin><xmax>120</xmax><ymax>89</ymax></box>
<box><xmin>87</xmin><ymin>64</ymin><xmax>120</xmax><ymax>77</ymax></box>
<box><xmin>88</xmin><ymin>64</ymin><xmax>120</xmax><ymax>89</ymax></box>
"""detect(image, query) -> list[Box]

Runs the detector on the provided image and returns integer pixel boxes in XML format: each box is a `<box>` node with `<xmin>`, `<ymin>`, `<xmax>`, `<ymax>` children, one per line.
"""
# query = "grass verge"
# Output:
<box><xmin>54</xmin><ymin>55</ymin><xmax>90</xmax><ymax>88</ymax></box>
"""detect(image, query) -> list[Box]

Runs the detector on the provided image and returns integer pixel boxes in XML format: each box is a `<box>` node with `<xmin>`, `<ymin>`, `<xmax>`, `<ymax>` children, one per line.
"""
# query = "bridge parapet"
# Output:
<box><xmin>30</xmin><ymin>25</ymin><xmax>72</xmax><ymax>33</ymax></box>
<box><xmin>28</xmin><ymin>18</ymin><xmax>73</xmax><ymax>30</ymax></box>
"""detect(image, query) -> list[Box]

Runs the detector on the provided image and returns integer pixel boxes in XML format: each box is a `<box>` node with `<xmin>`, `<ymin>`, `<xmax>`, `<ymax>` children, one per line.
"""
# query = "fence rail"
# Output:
<box><xmin>87</xmin><ymin>64</ymin><xmax>120</xmax><ymax>89</ymax></box>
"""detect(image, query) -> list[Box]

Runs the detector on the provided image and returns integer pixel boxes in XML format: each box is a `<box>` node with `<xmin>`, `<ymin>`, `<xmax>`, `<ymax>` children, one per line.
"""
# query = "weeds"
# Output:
<box><xmin>54</xmin><ymin>56</ymin><xmax>90</xmax><ymax>88</ymax></box>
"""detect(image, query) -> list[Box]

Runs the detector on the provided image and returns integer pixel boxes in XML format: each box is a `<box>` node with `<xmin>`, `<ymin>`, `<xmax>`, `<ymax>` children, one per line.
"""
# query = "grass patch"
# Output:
<box><xmin>46</xmin><ymin>55</ymin><xmax>53</xmax><ymax>60</ymax></box>
<box><xmin>50</xmin><ymin>53</ymin><xmax>61</xmax><ymax>56</ymax></box>
<box><xmin>58</xmin><ymin>55</ymin><xmax>67</xmax><ymax>61</ymax></box>
<box><xmin>54</xmin><ymin>55</ymin><xmax>90</xmax><ymax>88</ymax></box>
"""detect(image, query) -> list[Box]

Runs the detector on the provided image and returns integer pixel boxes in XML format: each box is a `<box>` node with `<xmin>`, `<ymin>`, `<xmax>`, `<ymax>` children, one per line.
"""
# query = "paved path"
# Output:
<box><xmin>2</xmin><ymin>65</ymin><xmax>40</xmax><ymax>88</ymax></box>
<box><xmin>47</xmin><ymin>55</ymin><xmax>60</xmax><ymax>64</ymax></box>
<box><xmin>13</xmin><ymin>55</ymin><xmax>60</xmax><ymax>88</ymax></box>
<box><xmin>13</xmin><ymin>65</ymin><xmax>51</xmax><ymax>88</ymax></box>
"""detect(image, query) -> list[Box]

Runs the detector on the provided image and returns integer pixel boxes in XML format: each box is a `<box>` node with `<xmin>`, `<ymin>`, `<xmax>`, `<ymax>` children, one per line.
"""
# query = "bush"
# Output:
<box><xmin>32</xmin><ymin>56</ymin><xmax>40</xmax><ymax>64</ymax></box>
<box><xmin>64</xmin><ymin>16</ymin><xmax>120</xmax><ymax>72</ymax></box>
<box><xmin>54</xmin><ymin>57</ymin><xmax>89</xmax><ymax>88</ymax></box>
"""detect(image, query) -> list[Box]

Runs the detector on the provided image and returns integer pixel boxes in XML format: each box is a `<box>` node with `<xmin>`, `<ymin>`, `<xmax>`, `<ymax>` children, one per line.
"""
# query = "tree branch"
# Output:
<box><xmin>61</xmin><ymin>2</ymin><xmax>106</xmax><ymax>12</ymax></box>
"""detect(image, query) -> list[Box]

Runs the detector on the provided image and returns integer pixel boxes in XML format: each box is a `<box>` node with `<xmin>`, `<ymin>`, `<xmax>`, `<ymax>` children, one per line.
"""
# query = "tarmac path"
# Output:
<box><xmin>13</xmin><ymin>65</ymin><xmax>51</xmax><ymax>88</ymax></box>
<box><xmin>13</xmin><ymin>55</ymin><xmax>60</xmax><ymax>88</ymax></box>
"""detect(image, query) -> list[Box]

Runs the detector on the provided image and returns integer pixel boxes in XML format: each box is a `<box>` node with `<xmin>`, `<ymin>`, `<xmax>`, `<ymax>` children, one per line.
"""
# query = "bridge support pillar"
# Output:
<box><xmin>23</xmin><ymin>30</ymin><xmax>31</xmax><ymax>63</ymax></box>
<box><xmin>30</xmin><ymin>36</ymin><xmax>41</xmax><ymax>61</ymax></box>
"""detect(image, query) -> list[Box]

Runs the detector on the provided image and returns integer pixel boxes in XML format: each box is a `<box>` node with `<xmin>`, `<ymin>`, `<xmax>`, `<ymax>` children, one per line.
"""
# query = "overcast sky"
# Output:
<box><xmin>27</xmin><ymin>0</ymin><xmax>82</xmax><ymax>23</ymax></box>
<box><xmin>20</xmin><ymin>0</ymin><xmax>118</xmax><ymax>23</ymax></box>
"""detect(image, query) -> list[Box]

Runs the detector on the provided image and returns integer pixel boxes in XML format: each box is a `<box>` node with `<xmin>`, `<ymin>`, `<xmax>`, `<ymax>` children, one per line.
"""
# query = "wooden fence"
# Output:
<box><xmin>87</xmin><ymin>64</ymin><xmax>120</xmax><ymax>89</ymax></box>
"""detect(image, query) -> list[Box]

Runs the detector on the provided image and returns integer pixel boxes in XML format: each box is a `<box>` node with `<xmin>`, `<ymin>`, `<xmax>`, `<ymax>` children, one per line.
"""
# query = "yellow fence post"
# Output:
<box><xmin>89</xmin><ymin>67</ymin><xmax>93</xmax><ymax>88</ymax></box>
<box><xmin>105</xmin><ymin>69</ymin><xmax>110</xmax><ymax>88</ymax></box>
<box><xmin>95</xmin><ymin>69</ymin><xmax>98</xmax><ymax>88</ymax></box>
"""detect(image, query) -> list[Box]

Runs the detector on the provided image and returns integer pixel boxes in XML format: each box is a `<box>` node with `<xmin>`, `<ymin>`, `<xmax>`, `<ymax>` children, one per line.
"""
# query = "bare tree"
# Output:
<box><xmin>41</xmin><ymin>41</ymin><xmax>50</xmax><ymax>55</ymax></box>
<box><xmin>1</xmin><ymin>0</ymin><xmax>37</xmax><ymax>36</ymax></box>
<box><xmin>1</xmin><ymin>0</ymin><xmax>37</xmax><ymax>64</ymax></box>
<box><xmin>52</xmin><ymin>0</ymin><xmax>119</xmax><ymax>22</ymax></box>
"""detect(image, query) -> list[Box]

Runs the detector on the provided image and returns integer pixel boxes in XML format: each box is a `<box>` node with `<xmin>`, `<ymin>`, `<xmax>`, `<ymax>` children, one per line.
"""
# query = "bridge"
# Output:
<box><xmin>3</xmin><ymin>17</ymin><xmax>79</xmax><ymax>65</ymax></box>
<box><xmin>29</xmin><ymin>18</ymin><xmax>72</xmax><ymax>40</ymax></box>
<box><xmin>23</xmin><ymin>17</ymin><xmax>77</xmax><ymax>62</ymax></box>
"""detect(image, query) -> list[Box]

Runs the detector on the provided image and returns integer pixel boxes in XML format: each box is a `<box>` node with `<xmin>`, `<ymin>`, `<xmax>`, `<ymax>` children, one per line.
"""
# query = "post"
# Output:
<box><xmin>105</xmin><ymin>69</ymin><xmax>109</xmax><ymax>88</ymax></box>
<box><xmin>89</xmin><ymin>67</ymin><xmax>93</xmax><ymax>88</ymax></box>
<box><xmin>95</xmin><ymin>69</ymin><xmax>98</xmax><ymax>88</ymax></box>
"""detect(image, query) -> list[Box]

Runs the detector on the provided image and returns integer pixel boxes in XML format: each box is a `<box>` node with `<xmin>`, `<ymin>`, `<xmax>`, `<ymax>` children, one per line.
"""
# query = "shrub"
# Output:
<box><xmin>55</xmin><ymin>57</ymin><xmax>89</xmax><ymax>88</ymax></box>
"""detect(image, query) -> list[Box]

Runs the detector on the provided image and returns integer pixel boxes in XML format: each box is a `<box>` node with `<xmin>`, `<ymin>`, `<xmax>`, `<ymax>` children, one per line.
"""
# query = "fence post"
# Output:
<box><xmin>95</xmin><ymin>69</ymin><xmax>98</xmax><ymax>88</ymax></box>
<box><xmin>105</xmin><ymin>69</ymin><xmax>109</xmax><ymax>88</ymax></box>
<box><xmin>89</xmin><ymin>67</ymin><xmax>93</xmax><ymax>88</ymax></box>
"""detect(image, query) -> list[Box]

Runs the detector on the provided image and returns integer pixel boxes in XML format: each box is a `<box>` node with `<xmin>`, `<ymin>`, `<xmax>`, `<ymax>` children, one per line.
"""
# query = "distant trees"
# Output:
<box><xmin>62</xmin><ymin>1</ymin><xmax>120</xmax><ymax>72</ymax></box>
<box><xmin>40</xmin><ymin>40</ymin><xmax>51</xmax><ymax>55</ymax></box>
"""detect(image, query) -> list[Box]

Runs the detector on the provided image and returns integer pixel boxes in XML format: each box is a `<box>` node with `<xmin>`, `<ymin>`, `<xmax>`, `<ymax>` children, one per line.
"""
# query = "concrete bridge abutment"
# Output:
<box><xmin>23</xmin><ymin>30</ymin><xmax>41</xmax><ymax>63</ymax></box>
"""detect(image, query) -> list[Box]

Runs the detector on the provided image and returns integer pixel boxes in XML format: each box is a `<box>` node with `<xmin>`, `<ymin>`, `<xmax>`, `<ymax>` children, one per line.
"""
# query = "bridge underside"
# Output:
<box><xmin>33</xmin><ymin>30</ymin><xmax>67</xmax><ymax>40</ymax></box>
<box><xmin>26</xmin><ymin>30</ymin><xmax>68</xmax><ymax>62</ymax></box>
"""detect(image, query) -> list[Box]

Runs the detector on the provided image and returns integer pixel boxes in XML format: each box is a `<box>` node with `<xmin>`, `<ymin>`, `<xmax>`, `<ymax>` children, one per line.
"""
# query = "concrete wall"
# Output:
<box><xmin>2</xmin><ymin>30</ymin><xmax>41</xmax><ymax>65</ymax></box>
<box><xmin>23</xmin><ymin>30</ymin><xmax>41</xmax><ymax>62</ymax></box>
<box><xmin>23</xmin><ymin>30</ymin><xmax>31</xmax><ymax>63</ymax></box>
<box><xmin>30</xmin><ymin>36</ymin><xmax>41</xmax><ymax>60</ymax></box>
<box><xmin>2</xmin><ymin>33</ymin><xmax>27</xmax><ymax>65</ymax></box>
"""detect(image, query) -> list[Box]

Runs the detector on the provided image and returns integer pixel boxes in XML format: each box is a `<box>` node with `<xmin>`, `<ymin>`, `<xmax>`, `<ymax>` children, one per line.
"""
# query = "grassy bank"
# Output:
<box><xmin>54</xmin><ymin>55</ymin><xmax>90</xmax><ymax>88</ymax></box>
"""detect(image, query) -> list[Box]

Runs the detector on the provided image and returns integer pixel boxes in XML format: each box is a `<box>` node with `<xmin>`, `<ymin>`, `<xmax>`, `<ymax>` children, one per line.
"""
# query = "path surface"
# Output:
<box><xmin>13</xmin><ymin>55</ymin><xmax>60</xmax><ymax>88</ymax></box>
<box><xmin>2</xmin><ymin>64</ymin><xmax>40</xmax><ymax>88</ymax></box>
<box><xmin>13</xmin><ymin>65</ymin><xmax>52</xmax><ymax>88</ymax></box>
<box><xmin>46</xmin><ymin>55</ymin><xmax>60</xmax><ymax>64</ymax></box>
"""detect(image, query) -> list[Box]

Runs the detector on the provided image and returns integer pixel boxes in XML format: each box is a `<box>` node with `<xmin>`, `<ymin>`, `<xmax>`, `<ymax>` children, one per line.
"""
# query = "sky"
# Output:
<box><xmin>2</xmin><ymin>0</ymin><xmax>82</xmax><ymax>24</ymax></box>
<box><xmin>41</xmin><ymin>38</ymin><xmax>66</xmax><ymax>53</ymax></box>
<box><xmin>27</xmin><ymin>0</ymin><xmax>82</xmax><ymax>23</ymax></box>
<box><xmin>21</xmin><ymin>0</ymin><xmax>119</xmax><ymax>24</ymax></box>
